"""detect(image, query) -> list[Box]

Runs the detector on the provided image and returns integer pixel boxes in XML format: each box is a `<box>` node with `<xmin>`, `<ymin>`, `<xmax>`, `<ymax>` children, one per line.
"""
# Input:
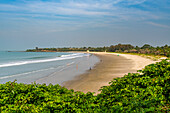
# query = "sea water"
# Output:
<box><xmin>0</xmin><ymin>51</ymin><xmax>99</xmax><ymax>85</ymax></box>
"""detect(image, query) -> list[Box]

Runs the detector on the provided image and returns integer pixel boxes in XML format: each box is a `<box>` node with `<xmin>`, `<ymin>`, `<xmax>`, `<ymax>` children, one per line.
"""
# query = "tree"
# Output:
<box><xmin>141</xmin><ymin>44</ymin><xmax>152</xmax><ymax>49</ymax></box>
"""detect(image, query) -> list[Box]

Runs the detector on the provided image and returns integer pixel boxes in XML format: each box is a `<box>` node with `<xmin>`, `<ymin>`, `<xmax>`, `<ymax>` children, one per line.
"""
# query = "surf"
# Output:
<box><xmin>0</xmin><ymin>53</ymin><xmax>89</xmax><ymax>68</ymax></box>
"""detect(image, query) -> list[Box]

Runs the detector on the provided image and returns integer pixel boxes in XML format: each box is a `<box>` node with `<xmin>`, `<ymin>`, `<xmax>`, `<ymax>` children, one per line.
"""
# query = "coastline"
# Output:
<box><xmin>35</xmin><ymin>53</ymin><xmax>100</xmax><ymax>85</ymax></box>
<box><xmin>0</xmin><ymin>52</ymin><xmax>99</xmax><ymax>85</ymax></box>
<box><xmin>63</xmin><ymin>52</ymin><xmax>158</xmax><ymax>94</ymax></box>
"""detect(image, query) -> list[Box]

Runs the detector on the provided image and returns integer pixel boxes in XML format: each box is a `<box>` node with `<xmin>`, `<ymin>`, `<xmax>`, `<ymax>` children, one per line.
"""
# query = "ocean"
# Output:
<box><xmin>0</xmin><ymin>51</ymin><xmax>99</xmax><ymax>85</ymax></box>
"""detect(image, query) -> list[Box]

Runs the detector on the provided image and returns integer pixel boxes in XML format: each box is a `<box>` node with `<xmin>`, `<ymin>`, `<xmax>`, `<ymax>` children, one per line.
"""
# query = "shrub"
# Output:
<box><xmin>0</xmin><ymin>60</ymin><xmax>169</xmax><ymax>112</ymax></box>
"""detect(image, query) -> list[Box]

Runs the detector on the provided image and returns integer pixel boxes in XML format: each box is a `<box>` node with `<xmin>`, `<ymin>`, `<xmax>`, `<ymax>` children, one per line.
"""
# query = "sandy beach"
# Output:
<box><xmin>63</xmin><ymin>52</ymin><xmax>158</xmax><ymax>94</ymax></box>
<box><xmin>35</xmin><ymin>54</ymin><xmax>99</xmax><ymax>85</ymax></box>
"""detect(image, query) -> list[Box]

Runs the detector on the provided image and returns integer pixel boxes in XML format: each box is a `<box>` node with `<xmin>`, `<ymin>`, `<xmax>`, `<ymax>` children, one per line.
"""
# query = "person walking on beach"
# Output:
<box><xmin>76</xmin><ymin>64</ymin><xmax>78</xmax><ymax>70</ymax></box>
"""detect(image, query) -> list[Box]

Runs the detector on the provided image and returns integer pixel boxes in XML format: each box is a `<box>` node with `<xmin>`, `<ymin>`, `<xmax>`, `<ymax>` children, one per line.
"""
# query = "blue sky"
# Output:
<box><xmin>0</xmin><ymin>0</ymin><xmax>170</xmax><ymax>50</ymax></box>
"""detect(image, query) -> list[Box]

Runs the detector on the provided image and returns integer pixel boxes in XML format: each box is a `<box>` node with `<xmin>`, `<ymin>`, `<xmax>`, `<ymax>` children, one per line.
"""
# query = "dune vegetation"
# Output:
<box><xmin>0</xmin><ymin>60</ymin><xmax>169</xmax><ymax>112</ymax></box>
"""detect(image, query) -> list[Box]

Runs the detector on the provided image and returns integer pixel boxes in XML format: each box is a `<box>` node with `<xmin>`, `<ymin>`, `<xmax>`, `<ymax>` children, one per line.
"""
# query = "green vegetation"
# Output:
<box><xmin>97</xmin><ymin>60</ymin><xmax>170</xmax><ymax>112</ymax></box>
<box><xmin>108</xmin><ymin>44</ymin><xmax>170</xmax><ymax>57</ymax></box>
<box><xmin>26</xmin><ymin>44</ymin><xmax>170</xmax><ymax>57</ymax></box>
<box><xmin>0</xmin><ymin>60</ymin><xmax>169</xmax><ymax>112</ymax></box>
<box><xmin>26</xmin><ymin>47</ymin><xmax>107</xmax><ymax>52</ymax></box>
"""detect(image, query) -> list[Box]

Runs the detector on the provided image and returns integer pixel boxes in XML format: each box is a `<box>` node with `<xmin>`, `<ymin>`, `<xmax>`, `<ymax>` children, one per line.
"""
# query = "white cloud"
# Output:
<box><xmin>0</xmin><ymin>1</ymin><xmax>156</xmax><ymax>21</ymax></box>
<box><xmin>0</xmin><ymin>0</ymin><xmax>146</xmax><ymax>16</ymax></box>
<box><xmin>0</xmin><ymin>4</ymin><xmax>19</xmax><ymax>11</ymax></box>
<box><xmin>0</xmin><ymin>0</ymin><xmax>169</xmax><ymax>32</ymax></box>
<box><xmin>124</xmin><ymin>0</ymin><xmax>146</xmax><ymax>5</ymax></box>
<box><xmin>147</xmin><ymin>22</ymin><xmax>170</xmax><ymax>28</ymax></box>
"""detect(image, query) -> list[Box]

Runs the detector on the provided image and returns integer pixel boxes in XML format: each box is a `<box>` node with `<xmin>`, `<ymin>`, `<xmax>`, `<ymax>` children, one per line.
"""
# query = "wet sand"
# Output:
<box><xmin>63</xmin><ymin>53</ymin><xmax>138</xmax><ymax>94</ymax></box>
<box><xmin>35</xmin><ymin>54</ymin><xmax>99</xmax><ymax>85</ymax></box>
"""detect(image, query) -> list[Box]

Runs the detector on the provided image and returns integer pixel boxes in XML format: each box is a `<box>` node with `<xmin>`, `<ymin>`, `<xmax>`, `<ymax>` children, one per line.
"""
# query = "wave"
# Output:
<box><xmin>0</xmin><ymin>61</ymin><xmax>75</xmax><ymax>80</ymax></box>
<box><xmin>0</xmin><ymin>53</ymin><xmax>89</xmax><ymax>68</ymax></box>
<box><xmin>0</xmin><ymin>67</ymin><xmax>55</xmax><ymax>80</ymax></box>
<box><xmin>61</xmin><ymin>53</ymin><xmax>82</xmax><ymax>57</ymax></box>
<box><xmin>27</xmin><ymin>56</ymin><xmax>50</xmax><ymax>59</ymax></box>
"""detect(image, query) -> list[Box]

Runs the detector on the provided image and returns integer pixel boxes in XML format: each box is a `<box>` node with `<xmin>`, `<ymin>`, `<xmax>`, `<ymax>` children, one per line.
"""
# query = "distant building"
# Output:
<box><xmin>87</xmin><ymin>50</ymin><xmax>90</xmax><ymax>53</ymax></box>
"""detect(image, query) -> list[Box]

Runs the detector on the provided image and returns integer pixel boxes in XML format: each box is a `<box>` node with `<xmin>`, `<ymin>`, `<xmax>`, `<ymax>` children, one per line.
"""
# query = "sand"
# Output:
<box><xmin>35</xmin><ymin>55</ymin><xmax>99</xmax><ymax>85</ymax></box>
<box><xmin>63</xmin><ymin>52</ymin><xmax>158</xmax><ymax>94</ymax></box>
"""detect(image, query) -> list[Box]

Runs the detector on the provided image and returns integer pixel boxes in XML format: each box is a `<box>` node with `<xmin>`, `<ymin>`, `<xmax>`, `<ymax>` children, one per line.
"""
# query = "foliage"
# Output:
<box><xmin>26</xmin><ymin>44</ymin><xmax>170</xmax><ymax>57</ymax></box>
<box><xmin>1</xmin><ymin>60</ymin><xmax>169</xmax><ymax>112</ymax></box>
<box><xmin>108</xmin><ymin>44</ymin><xmax>170</xmax><ymax>57</ymax></box>
<box><xmin>97</xmin><ymin>60</ymin><xmax>170</xmax><ymax>112</ymax></box>
<box><xmin>109</xmin><ymin>43</ymin><xmax>134</xmax><ymax>52</ymax></box>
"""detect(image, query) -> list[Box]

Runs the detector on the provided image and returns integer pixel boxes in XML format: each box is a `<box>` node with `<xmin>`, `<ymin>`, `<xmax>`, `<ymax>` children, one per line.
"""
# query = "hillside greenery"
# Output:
<box><xmin>26</xmin><ymin>44</ymin><xmax>170</xmax><ymax>57</ymax></box>
<box><xmin>0</xmin><ymin>60</ymin><xmax>169</xmax><ymax>112</ymax></box>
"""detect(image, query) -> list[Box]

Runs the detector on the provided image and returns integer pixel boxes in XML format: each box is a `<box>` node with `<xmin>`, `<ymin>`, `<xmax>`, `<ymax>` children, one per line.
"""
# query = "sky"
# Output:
<box><xmin>0</xmin><ymin>0</ymin><xmax>170</xmax><ymax>50</ymax></box>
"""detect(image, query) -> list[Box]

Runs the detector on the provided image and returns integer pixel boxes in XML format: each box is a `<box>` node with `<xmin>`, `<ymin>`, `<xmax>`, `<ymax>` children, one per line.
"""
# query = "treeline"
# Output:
<box><xmin>0</xmin><ymin>60</ymin><xmax>169</xmax><ymax>112</ymax></box>
<box><xmin>26</xmin><ymin>47</ymin><xmax>107</xmax><ymax>52</ymax></box>
<box><xmin>26</xmin><ymin>44</ymin><xmax>170</xmax><ymax>57</ymax></box>
<box><xmin>109</xmin><ymin>44</ymin><xmax>170</xmax><ymax>57</ymax></box>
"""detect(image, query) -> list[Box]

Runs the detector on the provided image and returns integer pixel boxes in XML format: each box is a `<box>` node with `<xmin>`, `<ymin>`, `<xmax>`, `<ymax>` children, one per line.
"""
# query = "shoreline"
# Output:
<box><xmin>63</xmin><ymin>52</ymin><xmax>158</xmax><ymax>94</ymax></box>
<box><xmin>35</xmin><ymin>53</ymin><xmax>100</xmax><ymax>85</ymax></box>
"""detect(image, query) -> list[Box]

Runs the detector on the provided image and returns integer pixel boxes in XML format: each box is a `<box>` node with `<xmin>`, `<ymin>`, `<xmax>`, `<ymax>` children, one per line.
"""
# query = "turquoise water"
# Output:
<box><xmin>0</xmin><ymin>51</ymin><xmax>98</xmax><ymax>84</ymax></box>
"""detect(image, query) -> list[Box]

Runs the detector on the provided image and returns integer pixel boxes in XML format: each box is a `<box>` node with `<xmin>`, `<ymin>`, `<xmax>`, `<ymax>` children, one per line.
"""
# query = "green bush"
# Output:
<box><xmin>0</xmin><ymin>60</ymin><xmax>169</xmax><ymax>112</ymax></box>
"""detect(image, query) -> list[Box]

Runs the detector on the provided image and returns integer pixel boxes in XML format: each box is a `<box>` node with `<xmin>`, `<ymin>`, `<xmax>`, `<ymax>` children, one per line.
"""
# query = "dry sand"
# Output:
<box><xmin>63</xmin><ymin>52</ymin><xmax>158</xmax><ymax>94</ymax></box>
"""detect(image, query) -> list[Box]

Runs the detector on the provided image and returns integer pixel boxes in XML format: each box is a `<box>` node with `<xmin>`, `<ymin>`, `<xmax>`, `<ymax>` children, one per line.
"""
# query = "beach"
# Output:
<box><xmin>0</xmin><ymin>52</ymin><xmax>99</xmax><ymax>85</ymax></box>
<box><xmin>1</xmin><ymin>51</ymin><xmax>158</xmax><ymax>93</ymax></box>
<box><xmin>35</xmin><ymin>54</ymin><xmax>99</xmax><ymax>85</ymax></box>
<box><xmin>63</xmin><ymin>52</ymin><xmax>158</xmax><ymax>94</ymax></box>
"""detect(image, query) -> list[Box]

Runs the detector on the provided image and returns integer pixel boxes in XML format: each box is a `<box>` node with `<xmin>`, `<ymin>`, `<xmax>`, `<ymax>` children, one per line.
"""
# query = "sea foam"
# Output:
<box><xmin>0</xmin><ymin>53</ymin><xmax>89</xmax><ymax>68</ymax></box>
